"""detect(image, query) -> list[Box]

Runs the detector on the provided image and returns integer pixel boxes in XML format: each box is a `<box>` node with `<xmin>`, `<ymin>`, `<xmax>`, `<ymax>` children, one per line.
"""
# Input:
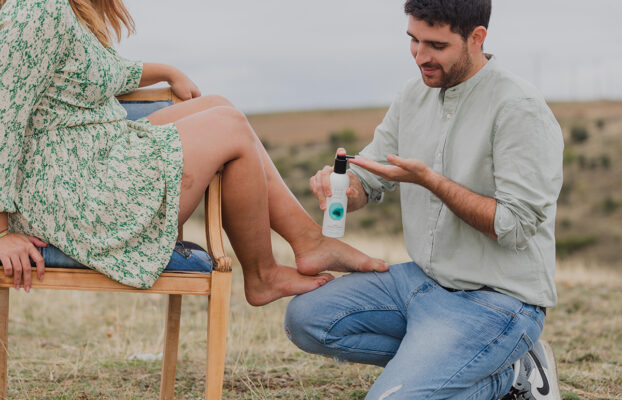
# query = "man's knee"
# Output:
<box><xmin>284</xmin><ymin>293</ymin><xmax>325</xmax><ymax>354</ymax></box>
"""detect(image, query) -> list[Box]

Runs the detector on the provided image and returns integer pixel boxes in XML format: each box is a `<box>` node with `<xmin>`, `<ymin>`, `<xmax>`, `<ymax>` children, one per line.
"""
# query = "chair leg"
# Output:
<box><xmin>205</xmin><ymin>271</ymin><xmax>232</xmax><ymax>400</ymax></box>
<box><xmin>160</xmin><ymin>294</ymin><xmax>182</xmax><ymax>400</ymax></box>
<box><xmin>0</xmin><ymin>288</ymin><xmax>9</xmax><ymax>400</ymax></box>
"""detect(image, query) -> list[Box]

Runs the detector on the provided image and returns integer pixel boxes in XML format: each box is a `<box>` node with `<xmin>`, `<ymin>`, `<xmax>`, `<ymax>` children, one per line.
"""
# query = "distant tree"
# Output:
<box><xmin>563</xmin><ymin>148</ymin><xmax>576</xmax><ymax>165</ymax></box>
<box><xmin>577</xmin><ymin>155</ymin><xmax>587</xmax><ymax>169</ymax></box>
<box><xmin>596</xmin><ymin>118</ymin><xmax>605</xmax><ymax>130</ymax></box>
<box><xmin>329</xmin><ymin>128</ymin><xmax>358</xmax><ymax>148</ymax></box>
<box><xmin>602</xmin><ymin>196</ymin><xmax>620</xmax><ymax>214</ymax></box>
<box><xmin>570</xmin><ymin>124</ymin><xmax>589</xmax><ymax>144</ymax></box>
<box><xmin>359</xmin><ymin>215</ymin><xmax>377</xmax><ymax>229</ymax></box>
<box><xmin>600</xmin><ymin>154</ymin><xmax>611</xmax><ymax>169</ymax></box>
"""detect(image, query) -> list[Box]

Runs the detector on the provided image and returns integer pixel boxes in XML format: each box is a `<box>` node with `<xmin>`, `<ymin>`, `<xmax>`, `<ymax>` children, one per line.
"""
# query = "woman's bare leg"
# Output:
<box><xmin>166</xmin><ymin>106</ymin><xmax>332</xmax><ymax>305</ymax></box>
<box><xmin>148</xmin><ymin>95</ymin><xmax>389</xmax><ymax>275</ymax></box>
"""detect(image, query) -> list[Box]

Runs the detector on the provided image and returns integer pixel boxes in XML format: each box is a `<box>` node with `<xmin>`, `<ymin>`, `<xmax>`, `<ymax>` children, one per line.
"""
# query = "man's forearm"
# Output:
<box><xmin>423</xmin><ymin>170</ymin><xmax>497</xmax><ymax>239</ymax></box>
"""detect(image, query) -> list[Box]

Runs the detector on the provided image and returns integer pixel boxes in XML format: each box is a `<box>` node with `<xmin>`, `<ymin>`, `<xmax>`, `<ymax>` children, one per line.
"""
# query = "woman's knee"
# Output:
<box><xmin>208</xmin><ymin>106</ymin><xmax>255</xmax><ymax>143</ymax></box>
<box><xmin>197</xmin><ymin>94</ymin><xmax>235</xmax><ymax>109</ymax></box>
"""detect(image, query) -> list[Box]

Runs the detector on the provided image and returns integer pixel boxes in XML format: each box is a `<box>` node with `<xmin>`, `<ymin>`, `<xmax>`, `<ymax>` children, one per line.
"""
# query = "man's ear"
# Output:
<box><xmin>469</xmin><ymin>26</ymin><xmax>487</xmax><ymax>52</ymax></box>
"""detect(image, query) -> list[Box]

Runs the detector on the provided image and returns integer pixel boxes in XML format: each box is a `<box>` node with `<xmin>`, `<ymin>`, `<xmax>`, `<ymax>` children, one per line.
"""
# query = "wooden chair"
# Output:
<box><xmin>0</xmin><ymin>88</ymin><xmax>233</xmax><ymax>400</ymax></box>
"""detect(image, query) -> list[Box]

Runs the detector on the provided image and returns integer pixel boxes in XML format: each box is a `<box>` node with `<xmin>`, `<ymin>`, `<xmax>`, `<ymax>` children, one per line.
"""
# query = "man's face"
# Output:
<box><xmin>407</xmin><ymin>16</ymin><xmax>474</xmax><ymax>89</ymax></box>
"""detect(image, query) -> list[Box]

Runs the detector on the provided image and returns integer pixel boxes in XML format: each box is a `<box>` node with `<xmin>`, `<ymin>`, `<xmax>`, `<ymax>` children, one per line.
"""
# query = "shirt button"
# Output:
<box><xmin>437</xmin><ymin>152</ymin><xmax>442</xmax><ymax>158</ymax></box>
<box><xmin>425</xmin><ymin>268</ymin><xmax>430</xmax><ymax>273</ymax></box>
<box><xmin>446</xmin><ymin>113</ymin><xmax>452</xmax><ymax>119</ymax></box>
<box><xmin>428</xmin><ymin>230</ymin><xmax>433</xmax><ymax>236</ymax></box>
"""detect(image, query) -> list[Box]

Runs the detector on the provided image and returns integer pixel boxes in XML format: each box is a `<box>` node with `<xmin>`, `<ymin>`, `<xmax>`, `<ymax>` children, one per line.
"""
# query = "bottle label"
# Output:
<box><xmin>329</xmin><ymin>203</ymin><xmax>345</xmax><ymax>220</ymax></box>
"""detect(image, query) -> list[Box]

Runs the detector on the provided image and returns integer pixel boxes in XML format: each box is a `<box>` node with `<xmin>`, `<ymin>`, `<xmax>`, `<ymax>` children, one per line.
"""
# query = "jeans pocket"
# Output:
<box><xmin>490</xmin><ymin>333</ymin><xmax>534</xmax><ymax>376</ymax></box>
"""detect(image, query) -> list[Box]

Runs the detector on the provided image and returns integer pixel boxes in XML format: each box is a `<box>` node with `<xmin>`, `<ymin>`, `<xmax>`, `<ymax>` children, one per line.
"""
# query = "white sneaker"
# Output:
<box><xmin>503</xmin><ymin>340</ymin><xmax>561</xmax><ymax>400</ymax></box>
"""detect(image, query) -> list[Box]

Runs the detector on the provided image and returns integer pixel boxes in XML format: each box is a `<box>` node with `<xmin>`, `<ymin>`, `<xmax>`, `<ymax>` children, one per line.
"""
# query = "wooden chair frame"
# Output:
<box><xmin>0</xmin><ymin>88</ymin><xmax>233</xmax><ymax>400</ymax></box>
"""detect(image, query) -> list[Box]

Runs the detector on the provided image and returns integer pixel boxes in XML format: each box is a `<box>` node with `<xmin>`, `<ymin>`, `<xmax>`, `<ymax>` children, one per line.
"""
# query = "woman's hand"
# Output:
<box><xmin>168</xmin><ymin>69</ymin><xmax>201</xmax><ymax>101</ymax></box>
<box><xmin>0</xmin><ymin>233</ymin><xmax>47</xmax><ymax>292</ymax></box>
<box><xmin>139</xmin><ymin>63</ymin><xmax>201</xmax><ymax>101</ymax></box>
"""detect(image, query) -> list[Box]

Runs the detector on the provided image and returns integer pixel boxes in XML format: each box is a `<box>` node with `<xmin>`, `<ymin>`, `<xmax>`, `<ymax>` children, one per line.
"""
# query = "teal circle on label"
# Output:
<box><xmin>329</xmin><ymin>203</ymin><xmax>345</xmax><ymax>220</ymax></box>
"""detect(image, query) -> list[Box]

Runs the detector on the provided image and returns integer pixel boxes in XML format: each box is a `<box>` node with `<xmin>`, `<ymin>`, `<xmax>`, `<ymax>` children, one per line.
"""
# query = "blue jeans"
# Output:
<box><xmin>36</xmin><ymin>241</ymin><xmax>212</xmax><ymax>273</ymax></box>
<box><xmin>284</xmin><ymin>262</ymin><xmax>545</xmax><ymax>399</ymax></box>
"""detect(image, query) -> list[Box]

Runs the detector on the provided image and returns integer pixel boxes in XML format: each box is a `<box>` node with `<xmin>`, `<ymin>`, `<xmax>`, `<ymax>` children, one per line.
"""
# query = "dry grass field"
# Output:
<box><xmin>5</xmin><ymin>221</ymin><xmax>622</xmax><ymax>399</ymax></box>
<box><xmin>4</xmin><ymin>101</ymin><xmax>622</xmax><ymax>398</ymax></box>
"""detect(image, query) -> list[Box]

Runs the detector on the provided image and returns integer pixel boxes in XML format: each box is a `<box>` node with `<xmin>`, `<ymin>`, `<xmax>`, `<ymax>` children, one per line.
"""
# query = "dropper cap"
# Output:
<box><xmin>334</xmin><ymin>150</ymin><xmax>354</xmax><ymax>174</ymax></box>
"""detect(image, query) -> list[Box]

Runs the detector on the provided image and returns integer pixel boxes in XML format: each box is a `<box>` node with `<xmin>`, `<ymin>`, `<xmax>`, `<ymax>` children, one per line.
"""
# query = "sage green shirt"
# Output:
<box><xmin>350</xmin><ymin>57</ymin><xmax>563</xmax><ymax>307</ymax></box>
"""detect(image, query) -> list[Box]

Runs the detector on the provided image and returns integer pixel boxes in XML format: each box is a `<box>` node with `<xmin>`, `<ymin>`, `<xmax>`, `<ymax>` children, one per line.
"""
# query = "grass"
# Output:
<box><xmin>5</xmin><ymin>222</ymin><xmax>622</xmax><ymax>399</ymax></box>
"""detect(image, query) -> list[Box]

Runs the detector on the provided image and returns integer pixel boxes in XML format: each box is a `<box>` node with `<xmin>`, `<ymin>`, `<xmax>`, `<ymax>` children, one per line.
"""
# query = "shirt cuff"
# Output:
<box><xmin>120</xmin><ymin>60</ymin><xmax>143</xmax><ymax>95</ymax></box>
<box><xmin>494</xmin><ymin>202</ymin><xmax>528</xmax><ymax>251</ymax></box>
<box><xmin>349</xmin><ymin>166</ymin><xmax>385</xmax><ymax>204</ymax></box>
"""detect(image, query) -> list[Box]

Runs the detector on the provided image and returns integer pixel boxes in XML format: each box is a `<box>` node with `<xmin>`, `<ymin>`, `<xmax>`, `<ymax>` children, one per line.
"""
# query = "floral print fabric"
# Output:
<box><xmin>0</xmin><ymin>0</ymin><xmax>183</xmax><ymax>288</ymax></box>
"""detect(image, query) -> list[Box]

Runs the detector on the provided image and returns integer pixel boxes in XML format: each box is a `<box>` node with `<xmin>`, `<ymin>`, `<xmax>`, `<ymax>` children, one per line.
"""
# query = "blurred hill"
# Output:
<box><xmin>244</xmin><ymin>101</ymin><xmax>622</xmax><ymax>267</ymax></box>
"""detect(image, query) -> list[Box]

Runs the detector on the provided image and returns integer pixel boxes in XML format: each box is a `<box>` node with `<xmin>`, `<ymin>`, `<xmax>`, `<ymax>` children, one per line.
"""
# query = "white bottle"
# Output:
<box><xmin>322</xmin><ymin>152</ymin><xmax>352</xmax><ymax>238</ymax></box>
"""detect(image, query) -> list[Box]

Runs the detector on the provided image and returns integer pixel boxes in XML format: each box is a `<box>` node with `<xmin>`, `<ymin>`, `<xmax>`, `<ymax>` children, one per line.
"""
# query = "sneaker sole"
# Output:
<box><xmin>540</xmin><ymin>341</ymin><xmax>562</xmax><ymax>400</ymax></box>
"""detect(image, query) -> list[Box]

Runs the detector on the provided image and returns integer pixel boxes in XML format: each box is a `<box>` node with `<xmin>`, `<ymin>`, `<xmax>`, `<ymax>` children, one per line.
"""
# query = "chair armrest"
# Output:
<box><xmin>205</xmin><ymin>172</ymin><xmax>232</xmax><ymax>273</ymax></box>
<box><xmin>117</xmin><ymin>87</ymin><xmax>183</xmax><ymax>104</ymax></box>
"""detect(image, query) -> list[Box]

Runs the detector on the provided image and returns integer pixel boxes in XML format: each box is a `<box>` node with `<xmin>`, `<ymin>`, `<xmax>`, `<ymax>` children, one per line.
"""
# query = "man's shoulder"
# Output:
<box><xmin>486</xmin><ymin>63</ymin><xmax>547</xmax><ymax>107</ymax></box>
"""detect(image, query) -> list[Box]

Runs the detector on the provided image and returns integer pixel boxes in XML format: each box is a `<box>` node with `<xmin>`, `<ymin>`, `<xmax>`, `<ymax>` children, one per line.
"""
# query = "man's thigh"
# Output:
<box><xmin>285</xmin><ymin>262</ymin><xmax>433</xmax><ymax>366</ymax></box>
<box><xmin>366</xmin><ymin>286</ymin><xmax>545</xmax><ymax>399</ymax></box>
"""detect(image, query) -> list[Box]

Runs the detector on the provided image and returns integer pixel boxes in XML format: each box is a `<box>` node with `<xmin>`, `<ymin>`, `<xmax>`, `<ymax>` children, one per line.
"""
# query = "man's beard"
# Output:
<box><xmin>420</xmin><ymin>45</ymin><xmax>473</xmax><ymax>89</ymax></box>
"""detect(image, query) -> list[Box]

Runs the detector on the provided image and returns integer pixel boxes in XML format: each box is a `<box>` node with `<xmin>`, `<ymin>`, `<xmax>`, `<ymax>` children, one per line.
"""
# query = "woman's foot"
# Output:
<box><xmin>244</xmin><ymin>263</ymin><xmax>334</xmax><ymax>306</ymax></box>
<box><xmin>294</xmin><ymin>234</ymin><xmax>390</xmax><ymax>276</ymax></box>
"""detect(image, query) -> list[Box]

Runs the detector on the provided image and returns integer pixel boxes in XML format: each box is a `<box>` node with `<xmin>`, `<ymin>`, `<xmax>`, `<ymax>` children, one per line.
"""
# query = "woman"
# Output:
<box><xmin>0</xmin><ymin>0</ymin><xmax>388</xmax><ymax>305</ymax></box>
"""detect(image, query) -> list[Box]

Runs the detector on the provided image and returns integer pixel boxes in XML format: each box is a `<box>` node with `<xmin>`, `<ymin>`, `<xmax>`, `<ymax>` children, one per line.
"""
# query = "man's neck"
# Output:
<box><xmin>450</xmin><ymin>52</ymin><xmax>489</xmax><ymax>89</ymax></box>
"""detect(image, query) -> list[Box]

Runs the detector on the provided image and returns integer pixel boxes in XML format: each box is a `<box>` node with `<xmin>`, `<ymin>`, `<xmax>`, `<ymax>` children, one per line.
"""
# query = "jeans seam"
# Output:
<box><xmin>426</xmin><ymin>311</ymin><xmax>518</xmax><ymax>399</ymax></box>
<box><xmin>465</xmin><ymin>378</ymin><xmax>492</xmax><ymax>400</ymax></box>
<box><xmin>320</xmin><ymin>306</ymin><xmax>402</xmax><ymax>345</ymax></box>
<box><xmin>489</xmin><ymin>332</ymin><xmax>534</xmax><ymax>377</ymax></box>
<box><xmin>461</xmin><ymin>292</ymin><xmax>516</xmax><ymax>317</ymax></box>
<box><xmin>519</xmin><ymin>308</ymin><xmax>544</xmax><ymax>330</ymax></box>
<box><xmin>405</xmin><ymin>281</ymin><xmax>435</xmax><ymax>313</ymax></box>
<box><xmin>327</xmin><ymin>342</ymin><xmax>397</xmax><ymax>357</ymax></box>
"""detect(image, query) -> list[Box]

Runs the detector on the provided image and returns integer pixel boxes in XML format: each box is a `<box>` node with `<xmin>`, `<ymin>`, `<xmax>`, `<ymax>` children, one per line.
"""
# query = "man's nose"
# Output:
<box><xmin>415</xmin><ymin>46</ymin><xmax>431</xmax><ymax>66</ymax></box>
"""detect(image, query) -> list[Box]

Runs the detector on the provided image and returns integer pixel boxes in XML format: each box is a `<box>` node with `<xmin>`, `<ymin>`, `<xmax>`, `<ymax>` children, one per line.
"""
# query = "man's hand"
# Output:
<box><xmin>350</xmin><ymin>154</ymin><xmax>498</xmax><ymax>239</ymax></box>
<box><xmin>348</xmin><ymin>154</ymin><xmax>432</xmax><ymax>186</ymax></box>
<box><xmin>0</xmin><ymin>233</ymin><xmax>47</xmax><ymax>292</ymax></box>
<box><xmin>310</xmin><ymin>148</ymin><xmax>367</xmax><ymax>212</ymax></box>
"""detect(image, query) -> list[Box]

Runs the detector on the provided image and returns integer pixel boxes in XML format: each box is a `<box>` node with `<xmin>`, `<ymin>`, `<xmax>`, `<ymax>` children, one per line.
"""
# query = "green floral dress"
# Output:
<box><xmin>0</xmin><ymin>0</ymin><xmax>183</xmax><ymax>288</ymax></box>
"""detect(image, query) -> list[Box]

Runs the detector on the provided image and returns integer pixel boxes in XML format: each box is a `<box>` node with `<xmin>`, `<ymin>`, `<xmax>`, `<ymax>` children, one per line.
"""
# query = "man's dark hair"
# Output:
<box><xmin>404</xmin><ymin>0</ymin><xmax>491</xmax><ymax>40</ymax></box>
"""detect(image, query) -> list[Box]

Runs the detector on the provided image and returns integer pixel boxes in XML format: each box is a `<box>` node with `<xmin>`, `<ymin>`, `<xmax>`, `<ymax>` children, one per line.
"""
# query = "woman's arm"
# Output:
<box><xmin>0</xmin><ymin>213</ymin><xmax>7</xmax><ymax>234</ymax></box>
<box><xmin>0</xmin><ymin>1</ymin><xmax>66</xmax><ymax>291</ymax></box>
<box><xmin>139</xmin><ymin>63</ymin><xmax>201</xmax><ymax>100</ymax></box>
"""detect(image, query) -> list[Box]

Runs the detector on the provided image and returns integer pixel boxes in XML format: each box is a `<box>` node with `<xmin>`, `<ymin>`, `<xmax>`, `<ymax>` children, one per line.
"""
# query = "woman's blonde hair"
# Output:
<box><xmin>0</xmin><ymin>0</ymin><xmax>135</xmax><ymax>46</ymax></box>
<box><xmin>69</xmin><ymin>0</ymin><xmax>135</xmax><ymax>47</ymax></box>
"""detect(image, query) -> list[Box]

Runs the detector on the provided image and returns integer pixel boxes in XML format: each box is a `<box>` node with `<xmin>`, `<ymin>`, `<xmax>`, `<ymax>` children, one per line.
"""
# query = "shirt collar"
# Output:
<box><xmin>439</xmin><ymin>54</ymin><xmax>495</xmax><ymax>102</ymax></box>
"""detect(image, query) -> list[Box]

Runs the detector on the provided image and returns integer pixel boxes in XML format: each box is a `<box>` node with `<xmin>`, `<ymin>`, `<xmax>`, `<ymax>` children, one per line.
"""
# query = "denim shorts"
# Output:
<box><xmin>35</xmin><ymin>241</ymin><xmax>212</xmax><ymax>273</ymax></box>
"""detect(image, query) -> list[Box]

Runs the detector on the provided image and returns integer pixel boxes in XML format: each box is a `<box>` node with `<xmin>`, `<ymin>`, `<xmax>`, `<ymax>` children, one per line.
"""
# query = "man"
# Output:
<box><xmin>284</xmin><ymin>0</ymin><xmax>563</xmax><ymax>399</ymax></box>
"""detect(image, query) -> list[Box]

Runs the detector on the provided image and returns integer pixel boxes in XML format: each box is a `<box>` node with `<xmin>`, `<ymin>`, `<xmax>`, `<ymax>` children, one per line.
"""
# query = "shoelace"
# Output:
<box><xmin>500</xmin><ymin>388</ymin><xmax>529</xmax><ymax>400</ymax></box>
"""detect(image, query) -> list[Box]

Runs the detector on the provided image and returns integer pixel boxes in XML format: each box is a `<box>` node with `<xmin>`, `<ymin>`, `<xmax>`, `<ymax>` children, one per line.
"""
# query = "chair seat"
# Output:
<box><xmin>36</xmin><ymin>241</ymin><xmax>213</xmax><ymax>274</ymax></box>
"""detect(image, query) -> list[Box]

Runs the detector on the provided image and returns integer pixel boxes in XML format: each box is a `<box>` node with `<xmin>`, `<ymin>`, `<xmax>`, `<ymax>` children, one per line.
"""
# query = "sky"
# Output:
<box><xmin>117</xmin><ymin>0</ymin><xmax>622</xmax><ymax>114</ymax></box>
